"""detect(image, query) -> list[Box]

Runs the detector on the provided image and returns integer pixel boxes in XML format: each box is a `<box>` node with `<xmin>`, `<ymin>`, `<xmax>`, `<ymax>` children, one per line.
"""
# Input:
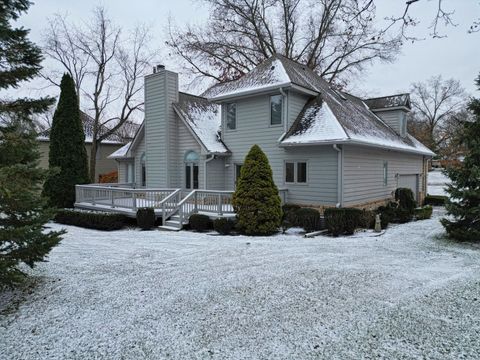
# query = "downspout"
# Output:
<box><xmin>204</xmin><ymin>154</ymin><xmax>215</xmax><ymax>189</ymax></box>
<box><xmin>333</xmin><ymin>144</ymin><xmax>343</xmax><ymax>208</ymax></box>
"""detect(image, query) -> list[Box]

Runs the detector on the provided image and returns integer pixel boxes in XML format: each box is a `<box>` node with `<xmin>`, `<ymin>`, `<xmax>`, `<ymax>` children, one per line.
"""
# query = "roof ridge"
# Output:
<box><xmin>364</xmin><ymin>93</ymin><xmax>410</xmax><ymax>101</ymax></box>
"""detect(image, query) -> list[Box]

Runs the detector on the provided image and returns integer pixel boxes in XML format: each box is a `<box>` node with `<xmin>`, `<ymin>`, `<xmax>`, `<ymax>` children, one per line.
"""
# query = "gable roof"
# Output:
<box><xmin>202</xmin><ymin>54</ymin><xmax>433</xmax><ymax>156</ymax></box>
<box><xmin>38</xmin><ymin>111</ymin><xmax>125</xmax><ymax>145</ymax></box>
<box><xmin>173</xmin><ymin>92</ymin><xmax>230</xmax><ymax>154</ymax></box>
<box><xmin>108</xmin><ymin>142</ymin><xmax>132</xmax><ymax>159</ymax></box>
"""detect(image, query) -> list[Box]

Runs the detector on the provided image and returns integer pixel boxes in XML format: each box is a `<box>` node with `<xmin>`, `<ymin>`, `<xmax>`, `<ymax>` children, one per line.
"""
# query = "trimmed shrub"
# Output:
<box><xmin>359</xmin><ymin>209</ymin><xmax>376</xmax><ymax>229</ymax></box>
<box><xmin>213</xmin><ymin>218</ymin><xmax>236</xmax><ymax>235</ymax></box>
<box><xmin>189</xmin><ymin>214</ymin><xmax>212</xmax><ymax>232</ymax></box>
<box><xmin>324</xmin><ymin>208</ymin><xmax>363</xmax><ymax>236</ymax></box>
<box><xmin>136</xmin><ymin>208</ymin><xmax>155</xmax><ymax>230</ymax></box>
<box><xmin>55</xmin><ymin>209</ymin><xmax>126</xmax><ymax>231</ymax></box>
<box><xmin>425</xmin><ymin>195</ymin><xmax>447</xmax><ymax>206</ymax></box>
<box><xmin>415</xmin><ymin>205</ymin><xmax>433</xmax><ymax>220</ymax></box>
<box><xmin>395</xmin><ymin>188</ymin><xmax>416</xmax><ymax>211</ymax></box>
<box><xmin>281</xmin><ymin>204</ymin><xmax>301</xmax><ymax>233</ymax></box>
<box><xmin>296</xmin><ymin>208</ymin><xmax>321</xmax><ymax>233</ymax></box>
<box><xmin>377</xmin><ymin>202</ymin><xmax>396</xmax><ymax>229</ymax></box>
<box><xmin>232</xmin><ymin>145</ymin><xmax>282</xmax><ymax>235</ymax></box>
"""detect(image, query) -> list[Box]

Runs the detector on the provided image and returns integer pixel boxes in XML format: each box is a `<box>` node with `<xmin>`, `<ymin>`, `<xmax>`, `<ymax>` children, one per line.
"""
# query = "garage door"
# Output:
<box><xmin>398</xmin><ymin>174</ymin><xmax>418</xmax><ymax>200</ymax></box>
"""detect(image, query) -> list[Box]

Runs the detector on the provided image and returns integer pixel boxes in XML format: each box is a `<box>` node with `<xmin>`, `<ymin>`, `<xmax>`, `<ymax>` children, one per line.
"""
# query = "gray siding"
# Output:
<box><xmin>206</xmin><ymin>157</ymin><xmax>226</xmax><ymax>190</ymax></box>
<box><xmin>117</xmin><ymin>161</ymin><xmax>128</xmax><ymax>183</ymax></box>
<box><xmin>287</xmin><ymin>91</ymin><xmax>309</xmax><ymax>128</ymax></box>
<box><xmin>134</xmin><ymin>137</ymin><xmax>145</xmax><ymax>185</ymax></box>
<box><xmin>173</xmin><ymin>118</ymin><xmax>204</xmax><ymax>190</ymax></box>
<box><xmin>343</xmin><ymin>145</ymin><xmax>425</xmax><ymax>206</ymax></box>
<box><xmin>374</xmin><ymin>110</ymin><xmax>408</xmax><ymax>136</ymax></box>
<box><xmin>222</xmin><ymin>93</ymin><xmax>338</xmax><ymax>206</ymax></box>
<box><xmin>144</xmin><ymin>70</ymin><xmax>178</xmax><ymax>187</ymax></box>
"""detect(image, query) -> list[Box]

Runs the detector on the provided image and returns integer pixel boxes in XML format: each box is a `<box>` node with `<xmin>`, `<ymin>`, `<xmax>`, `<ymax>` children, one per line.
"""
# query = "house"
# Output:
<box><xmin>75</xmin><ymin>55</ymin><xmax>433</xmax><ymax>230</ymax></box>
<box><xmin>38</xmin><ymin>111</ymin><xmax>133</xmax><ymax>182</ymax></box>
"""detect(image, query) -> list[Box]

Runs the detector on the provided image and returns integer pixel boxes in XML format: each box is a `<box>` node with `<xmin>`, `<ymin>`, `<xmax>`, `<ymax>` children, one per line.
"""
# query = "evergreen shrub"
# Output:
<box><xmin>213</xmin><ymin>218</ymin><xmax>236</xmax><ymax>235</ymax></box>
<box><xmin>55</xmin><ymin>209</ymin><xmax>126</xmax><ymax>230</ymax></box>
<box><xmin>189</xmin><ymin>214</ymin><xmax>212</xmax><ymax>232</ymax></box>
<box><xmin>136</xmin><ymin>208</ymin><xmax>155</xmax><ymax>230</ymax></box>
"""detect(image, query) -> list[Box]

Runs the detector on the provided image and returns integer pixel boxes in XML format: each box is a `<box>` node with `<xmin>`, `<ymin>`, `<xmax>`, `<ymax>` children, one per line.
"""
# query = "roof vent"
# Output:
<box><xmin>271</xmin><ymin>65</ymin><xmax>275</xmax><ymax>70</ymax></box>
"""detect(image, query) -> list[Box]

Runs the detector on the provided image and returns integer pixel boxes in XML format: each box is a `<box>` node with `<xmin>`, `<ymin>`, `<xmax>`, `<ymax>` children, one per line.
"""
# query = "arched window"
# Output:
<box><xmin>140</xmin><ymin>152</ymin><xmax>146</xmax><ymax>187</ymax></box>
<box><xmin>184</xmin><ymin>151</ymin><xmax>199</xmax><ymax>189</ymax></box>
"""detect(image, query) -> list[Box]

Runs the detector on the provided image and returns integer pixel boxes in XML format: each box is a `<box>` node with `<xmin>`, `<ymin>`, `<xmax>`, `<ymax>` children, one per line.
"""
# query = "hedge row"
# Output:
<box><xmin>55</xmin><ymin>209</ymin><xmax>127</xmax><ymax>231</ymax></box>
<box><xmin>425</xmin><ymin>195</ymin><xmax>447</xmax><ymax>206</ymax></box>
<box><xmin>415</xmin><ymin>205</ymin><xmax>433</xmax><ymax>220</ymax></box>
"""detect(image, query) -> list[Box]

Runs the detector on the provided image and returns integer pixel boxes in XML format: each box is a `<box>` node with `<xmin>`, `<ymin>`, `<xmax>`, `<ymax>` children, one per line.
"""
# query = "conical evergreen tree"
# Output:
<box><xmin>441</xmin><ymin>74</ymin><xmax>480</xmax><ymax>241</ymax></box>
<box><xmin>232</xmin><ymin>144</ymin><xmax>282</xmax><ymax>235</ymax></box>
<box><xmin>43</xmin><ymin>74</ymin><xmax>89</xmax><ymax>208</ymax></box>
<box><xmin>0</xmin><ymin>1</ymin><xmax>63</xmax><ymax>287</ymax></box>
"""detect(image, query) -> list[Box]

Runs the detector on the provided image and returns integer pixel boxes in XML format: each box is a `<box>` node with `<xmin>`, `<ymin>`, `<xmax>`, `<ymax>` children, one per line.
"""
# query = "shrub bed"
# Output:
<box><xmin>189</xmin><ymin>214</ymin><xmax>212</xmax><ymax>232</ymax></box>
<box><xmin>281</xmin><ymin>204</ymin><xmax>301</xmax><ymax>232</ymax></box>
<box><xmin>213</xmin><ymin>218</ymin><xmax>237</xmax><ymax>235</ymax></box>
<box><xmin>296</xmin><ymin>208</ymin><xmax>321</xmax><ymax>233</ymax></box>
<box><xmin>136</xmin><ymin>208</ymin><xmax>155</xmax><ymax>230</ymax></box>
<box><xmin>324</xmin><ymin>208</ymin><xmax>363</xmax><ymax>236</ymax></box>
<box><xmin>415</xmin><ymin>205</ymin><xmax>433</xmax><ymax>220</ymax></box>
<box><xmin>425</xmin><ymin>195</ymin><xmax>447</xmax><ymax>206</ymax></box>
<box><xmin>55</xmin><ymin>209</ymin><xmax>127</xmax><ymax>231</ymax></box>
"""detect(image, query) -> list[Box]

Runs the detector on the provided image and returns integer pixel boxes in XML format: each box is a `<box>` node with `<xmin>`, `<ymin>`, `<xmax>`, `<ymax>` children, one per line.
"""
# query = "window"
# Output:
<box><xmin>235</xmin><ymin>164</ymin><xmax>243</xmax><ymax>184</ymax></box>
<box><xmin>127</xmin><ymin>163</ymin><xmax>134</xmax><ymax>183</ymax></box>
<box><xmin>285</xmin><ymin>161</ymin><xmax>307</xmax><ymax>183</ymax></box>
<box><xmin>185</xmin><ymin>150</ymin><xmax>199</xmax><ymax>190</ymax></box>
<box><xmin>226</xmin><ymin>103</ymin><xmax>236</xmax><ymax>130</ymax></box>
<box><xmin>285</xmin><ymin>162</ymin><xmax>295</xmax><ymax>183</ymax></box>
<box><xmin>270</xmin><ymin>95</ymin><xmax>283</xmax><ymax>125</ymax></box>
<box><xmin>383</xmin><ymin>161</ymin><xmax>388</xmax><ymax>186</ymax></box>
<box><xmin>297</xmin><ymin>162</ymin><xmax>307</xmax><ymax>183</ymax></box>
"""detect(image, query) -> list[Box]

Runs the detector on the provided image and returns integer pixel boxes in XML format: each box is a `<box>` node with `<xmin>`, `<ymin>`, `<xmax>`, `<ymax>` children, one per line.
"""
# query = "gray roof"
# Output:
<box><xmin>364</xmin><ymin>94</ymin><xmax>411</xmax><ymax>110</ymax></box>
<box><xmin>203</xmin><ymin>54</ymin><xmax>433</xmax><ymax>156</ymax></box>
<box><xmin>173</xmin><ymin>93</ymin><xmax>230</xmax><ymax>154</ymax></box>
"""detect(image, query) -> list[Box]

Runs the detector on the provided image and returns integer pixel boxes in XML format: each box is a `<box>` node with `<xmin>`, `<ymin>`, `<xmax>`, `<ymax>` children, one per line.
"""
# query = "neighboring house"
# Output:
<box><xmin>38</xmin><ymin>111</ymin><xmax>128</xmax><ymax>182</ymax></box>
<box><xmin>77</xmin><ymin>55</ymin><xmax>433</xmax><ymax>229</ymax></box>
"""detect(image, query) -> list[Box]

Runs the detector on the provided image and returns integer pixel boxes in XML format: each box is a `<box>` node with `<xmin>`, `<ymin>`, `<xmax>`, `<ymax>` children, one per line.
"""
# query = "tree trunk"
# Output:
<box><xmin>89</xmin><ymin>140</ymin><xmax>98</xmax><ymax>183</ymax></box>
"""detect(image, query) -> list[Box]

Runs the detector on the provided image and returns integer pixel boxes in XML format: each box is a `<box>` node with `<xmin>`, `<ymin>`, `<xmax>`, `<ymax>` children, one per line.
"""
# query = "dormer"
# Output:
<box><xmin>364</xmin><ymin>94</ymin><xmax>411</xmax><ymax>137</ymax></box>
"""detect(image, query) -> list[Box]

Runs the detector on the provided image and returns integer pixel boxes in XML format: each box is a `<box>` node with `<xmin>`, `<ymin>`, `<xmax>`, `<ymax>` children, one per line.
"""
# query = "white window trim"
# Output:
<box><xmin>284</xmin><ymin>160</ymin><xmax>308</xmax><ymax>185</ymax></box>
<box><xmin>225</xmin><ymin>102</ymin><xmax>237</xmax><ymax>132</ymax></box>
<box><xmin>269</xmin><ymin>94</ymin><xmax>283</xmax><ymax>127</ymax></box>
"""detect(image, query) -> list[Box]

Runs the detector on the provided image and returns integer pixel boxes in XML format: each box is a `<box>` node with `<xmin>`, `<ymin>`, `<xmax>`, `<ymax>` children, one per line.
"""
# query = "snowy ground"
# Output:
<box><xmin>428</xmin><ymin>169</ymin><xmax>450</xmax><ymax>196</ymax></box>
<box><xmin>1</xmin><ymin>208</ymin><xmax>480</xmax><ymax>359</ymax></box>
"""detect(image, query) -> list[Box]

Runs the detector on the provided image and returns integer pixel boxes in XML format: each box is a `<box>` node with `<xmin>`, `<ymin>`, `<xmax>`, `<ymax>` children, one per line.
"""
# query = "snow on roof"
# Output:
<box><xmin>364</xmin><ymin>94</ymin><xmax>411</xmax><ymax>110</ymax></box>
<box><xmin>202</xmin><ymin>58</ymin><xmax>292</xmax><ymax>99</ymax></box>
<box><xmin>282</xmin><ymin>97</ymin><xmax>348</xmax><ymax>144</ymax></box>
<box><xmin>38</xmin><ymin>111</ymin><xmax>125</xmax><ymax>145</ymax></box>
<box><xmin>173</xmin><ymin>93</ymin><xmax>230</xmax><ymax>154</ymax></box>
<box><xmin>107</xmin><ymin>142</ymin><xmax>132</xmax><ymax>159</ymax></box>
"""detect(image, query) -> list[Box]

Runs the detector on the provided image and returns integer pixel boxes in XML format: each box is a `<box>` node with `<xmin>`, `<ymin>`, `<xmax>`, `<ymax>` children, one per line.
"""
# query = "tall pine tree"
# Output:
<box><xmin>43</xmin><ymin>74</ymin><xmax>89</xmax><ymax>208</ymax></box>
<box><xmin>232</xmin><ymin>145</ymin><xmax>282</xmax><ymax>235</ymax></box>
<box><xmin>441</xmin><ymin>74</ymin><xmax>480</xmax><ymax>241</ymax></box>
<box><xmin>0</xmin><ymin>0</ymin><xmax>63</xmax><ymax>286</ymax></box>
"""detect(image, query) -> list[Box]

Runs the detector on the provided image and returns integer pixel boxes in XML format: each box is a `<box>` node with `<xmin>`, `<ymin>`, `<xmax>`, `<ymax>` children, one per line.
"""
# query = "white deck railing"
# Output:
<box><xmin>75</xmin><ymin>184</ymin><xmax>178</xmax><ymax>212</ymax></box>
<box><xmin>75</xmin><ymin>184</ymin><xmax>288</xmax><ymax>225</ymax></box>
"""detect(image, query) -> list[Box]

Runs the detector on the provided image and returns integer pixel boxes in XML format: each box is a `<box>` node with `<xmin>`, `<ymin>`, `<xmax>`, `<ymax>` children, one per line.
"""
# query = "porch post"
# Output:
<box><xmin>132</xmin><ymin>192</ymin><xmax>137</xmax><ymax>212</ymax></box>
<box><xmin>217</xmin><ymin>194</ymin><xmax>223</xmax><ymax>215</ymax></box>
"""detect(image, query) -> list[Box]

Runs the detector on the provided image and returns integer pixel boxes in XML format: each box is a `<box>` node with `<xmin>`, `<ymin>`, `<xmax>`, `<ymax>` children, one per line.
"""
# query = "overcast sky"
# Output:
<box><xmin>18</xmin><ymin>0</ymin><xmax>480</xmax><ymax>98</ymax></box>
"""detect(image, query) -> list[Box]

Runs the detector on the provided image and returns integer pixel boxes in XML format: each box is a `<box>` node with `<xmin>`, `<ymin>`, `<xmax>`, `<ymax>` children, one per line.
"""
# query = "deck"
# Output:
<box><xmin>75</xmin><ymin>184</ymin><xmax>287</xmax><ymax>230</ymax></box>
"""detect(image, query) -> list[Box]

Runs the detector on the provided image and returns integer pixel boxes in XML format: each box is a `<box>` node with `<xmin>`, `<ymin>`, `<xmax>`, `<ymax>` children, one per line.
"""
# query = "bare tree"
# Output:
<box><xmin>42</xmin><ymin>8</ymin><xmax>156</xmax><ymax>182</ymax></box>
<box><xmin>409</xmin><ymin>75</ymin><xmax>466</xmax><ymax>153</ymax></box>
<box><xmin>167</xmin><ymin>0</ymin><xmax>402</xmax><ymax>87</ymax></box>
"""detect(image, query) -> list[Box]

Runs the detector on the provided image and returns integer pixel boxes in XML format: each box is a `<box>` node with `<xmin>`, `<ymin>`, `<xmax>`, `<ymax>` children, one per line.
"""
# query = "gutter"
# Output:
<box><xmin>279</xmin><ymin>138</ymin><xmax>434</xmax><ymax>157</ymax></box>
<box><xmin>279</xmin><ymin>87</ymin><xmax>288</xmax><ymax>141</ymax></box>
<box><xmin>333</xmin><ymin>144</ymin><xmax>343</xmax><ymax>208</ymax></box>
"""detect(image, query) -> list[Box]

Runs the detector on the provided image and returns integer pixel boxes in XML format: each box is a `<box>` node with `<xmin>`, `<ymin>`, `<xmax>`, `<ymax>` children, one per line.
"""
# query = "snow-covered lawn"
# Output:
<box><xmin>1</xmin><ymin>209</ymin><xmax>480</xmax><ymax>359</ymax></box>
<box><xmin>428</xmin><ymin>169</ymin><xmax>450</xmax><ymax>196</ymax></box>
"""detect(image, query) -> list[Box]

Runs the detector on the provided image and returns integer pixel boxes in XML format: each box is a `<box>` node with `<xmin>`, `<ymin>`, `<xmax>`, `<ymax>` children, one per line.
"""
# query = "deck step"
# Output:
<box><xmin>165</xmin><ymin>220</ymin><xmax>181</xmax><ymax>228</ymax></box>
<box><xmin>169</xmin><ymin>214</ymin><xmax>181</xmax><ymax>221</ymax></box>
<box><xmin>158</xmin><ymin>225</ymin><xmax>181</xmax><ymax>231</ymax></box>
